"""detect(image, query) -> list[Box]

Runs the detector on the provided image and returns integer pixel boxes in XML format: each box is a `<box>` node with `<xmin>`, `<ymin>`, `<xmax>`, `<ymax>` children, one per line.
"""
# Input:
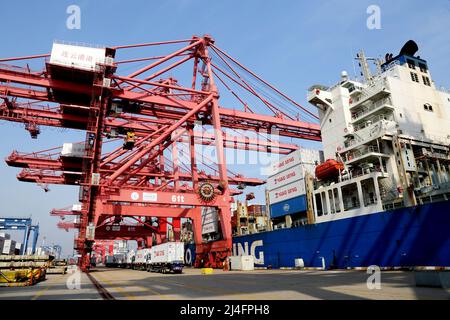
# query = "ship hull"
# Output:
<box><xmin>185</xmin><ymin>200</ymin><xmax>450</xmax><ymax>269</ymax></box>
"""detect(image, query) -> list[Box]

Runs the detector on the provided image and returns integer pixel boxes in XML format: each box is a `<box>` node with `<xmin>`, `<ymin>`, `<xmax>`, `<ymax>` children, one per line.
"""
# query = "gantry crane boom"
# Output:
<box><xmin>0</xmin><ymin>35</ymin><xmax>321</xmax><ymax>270</ymax></box>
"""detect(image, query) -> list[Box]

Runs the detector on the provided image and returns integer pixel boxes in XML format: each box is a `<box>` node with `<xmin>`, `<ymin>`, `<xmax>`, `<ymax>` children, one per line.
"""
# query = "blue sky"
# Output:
<box><xmin>1</xmin><ymin>0</ymin><xmax>449</xmax><ymax>257</ymax></box>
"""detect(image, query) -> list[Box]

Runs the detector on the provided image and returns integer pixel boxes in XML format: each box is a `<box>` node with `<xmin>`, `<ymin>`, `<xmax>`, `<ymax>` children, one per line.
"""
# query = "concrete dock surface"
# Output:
<box><xmin>0</xmin><ymin>267</ymin><xmax>449</xmax><ymax>300</ymax></box>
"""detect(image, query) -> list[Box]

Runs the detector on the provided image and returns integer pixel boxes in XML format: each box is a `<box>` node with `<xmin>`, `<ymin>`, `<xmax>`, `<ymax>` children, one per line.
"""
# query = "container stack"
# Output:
<box><xmin>267</xmin><ymin>149</ymin><xmax>323</xmax><ymax>227</ymax></box>
<box><xmin>0</xmin><ymin>233</ymin><xmax>16</xmax><ymax>256</ymax></box>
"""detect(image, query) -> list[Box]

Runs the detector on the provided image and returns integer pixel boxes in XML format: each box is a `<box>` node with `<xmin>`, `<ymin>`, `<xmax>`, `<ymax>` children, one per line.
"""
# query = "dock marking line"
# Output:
<box><xmin>92</xmin><ymin>272</ymin><xmax>135</xmax><ymax>300</ymax></box>
<box><xmin>31</xmin><ymin>274</ymin><xmax>66</xmax><ymax>300</ymax></box>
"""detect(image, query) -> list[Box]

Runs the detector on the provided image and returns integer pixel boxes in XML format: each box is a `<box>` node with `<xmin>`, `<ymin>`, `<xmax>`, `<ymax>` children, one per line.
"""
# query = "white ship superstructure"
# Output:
<box><xmin>307</xmin><ymin>41</ymin><xmax>450</xmax><ymax>223</ymax></box>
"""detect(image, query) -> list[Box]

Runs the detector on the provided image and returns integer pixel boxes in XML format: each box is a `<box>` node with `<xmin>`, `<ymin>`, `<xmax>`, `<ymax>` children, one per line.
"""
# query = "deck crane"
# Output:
<box><xmin>0</xmin><ymin>35</ymin><xmax>321</xmax><ymax>271</ymax></box>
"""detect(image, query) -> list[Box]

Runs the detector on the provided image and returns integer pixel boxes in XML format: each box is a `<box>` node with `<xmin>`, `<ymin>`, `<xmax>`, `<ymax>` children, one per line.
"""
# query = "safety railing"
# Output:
<box><xmin>351</xmin><ymin>97</ymin><xmax>393</xmax><ymax>121</ymax></box>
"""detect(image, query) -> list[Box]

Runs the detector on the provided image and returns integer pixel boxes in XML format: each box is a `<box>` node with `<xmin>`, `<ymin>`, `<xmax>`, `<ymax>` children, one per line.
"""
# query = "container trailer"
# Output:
<box><xmin>114</xmin><ymin>253</ymin><xmax>127</xmax><ymax>268</ymax></box>
<box><xmin>125</xmin><ymin>250</ymin><xmax>135</xmax><ymax>268</ymax></box>
<box><xmin>131</xmin><ymin>242</ymin><xmax>184</xmax><ymax>274</ymax></box>
<box><xmin>104</xmin><ymin>255</ymin><xmax>115</xmax><ymax>267</ymax></box>
<box><xmin>146</xmin><ymin>242</ymin><xmax>184</xmax><ymax>274</ymax></box>
<box><xmin>133</xmin><ymin>248</ymin><xmax>151</xmax><ymax>270</ymax></box>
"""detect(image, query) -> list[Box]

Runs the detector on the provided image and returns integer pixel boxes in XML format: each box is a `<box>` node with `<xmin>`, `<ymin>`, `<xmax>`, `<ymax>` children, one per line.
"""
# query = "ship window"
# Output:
<box><xmin>321</xmin><ymin>191</ymin><xmax>328</xmax><ymax>215</ymax></box>
<box><xmin>407</xmin><ymin>59</ymin><xmax>416</xmax><ymax>69</ymax></box>
<box><xmin>342</xmin><ymin>183</ymin><xmax>360</xmax><ymax>211</ymax></box>
<box><xmin>419</xmin><ymin>63</ymin><xmax>428</xmax><ymax>73</ymax></box>
<box><xmin>410</xmin><ymin>72</ymin><xmax>419</xmax><ymax>83</ymax></box>
<box><xmin>315</xmin><ymin>193</ymin><xmax>323</xmax><ymax>217</ymax></box>
<box><xmin>422</xmin><ymin>76</ymin><xmax>431</xmax><ymax>86</ymax></box>
<box><xmin>333</xmin><ymin>188</ymin><xmax>341</xmax><ymax>213</ymax></box>
<box><xmin>361</xmin><ymin>178</ymin><xmax>377</xmax><ymax>207</ymax></box>
<box><xmin>424</xmin><ymin>103</ymin><xmax>433</xmax><ymax>112</ymax></box>
<box><xmin>328</xmin><ymin>190</ymin><xmax>335</xmax><ymax>214</ymax></box>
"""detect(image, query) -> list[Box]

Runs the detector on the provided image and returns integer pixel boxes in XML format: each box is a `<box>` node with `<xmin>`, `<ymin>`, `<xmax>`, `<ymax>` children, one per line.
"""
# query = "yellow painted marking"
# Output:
<box><xmin>31</xmin><ymin>275</ymin><xmax>66</xmax><ymax>300</ymax></box>
<box><xmin>136</xmin><ymin>285</ymin><xmax>169</xmax><ymax>300</ymax></box>
<box><xmin>93</xmin><ymin>272</ymin><xmax>136</xmax><ymax>300</ymax></box>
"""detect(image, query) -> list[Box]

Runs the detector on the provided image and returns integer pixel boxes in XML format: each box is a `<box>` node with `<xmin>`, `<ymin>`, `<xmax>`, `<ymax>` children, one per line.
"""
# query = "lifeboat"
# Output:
<box><xmin>315</xmin><ymin>159</ymin><xmax>344</xmax><ymax>180</ymax></box>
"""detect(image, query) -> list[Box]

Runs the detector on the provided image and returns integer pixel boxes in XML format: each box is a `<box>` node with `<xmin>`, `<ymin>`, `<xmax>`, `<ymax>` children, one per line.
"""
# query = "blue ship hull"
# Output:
<box><xmin>185</xmin><ymin>200</ymin><xmax>450</xmax><ymax>269</ymax></box>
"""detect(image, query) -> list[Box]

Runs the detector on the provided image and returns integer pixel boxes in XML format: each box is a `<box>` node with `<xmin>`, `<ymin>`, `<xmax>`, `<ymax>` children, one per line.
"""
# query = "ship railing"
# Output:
<box><xmin>53</xmin><ymin>39</ymin><xmax>107</xmax><ymax>49</ymax></box>
<box><xmin>346</xmin><ymin>146</ymin><xmax>381</xmax><ymax>161</ymax></box>
<box><xmin>381</xmin><ymin>59</ymin><xmax>400</xmax><ymax>73</ymax></box>
<box><xmin>420</xmin><ymin>134</ymin><xmax>450</xmax><ymax>146</ymax></box>
<box><xmin>353</xmin><ymin>114</ymin><xmax>395</xmax><ymax>132</ymax></box>
<box><xmin>382</xmin><ymin>200</ymin><xmax>405</xmax><ymax>211</ymax></box>
<box><xmin>344</xmin><ymin>119</ymin><xmax>396</xmax><ymax>149</ymax></box>
<box><xmin>351</xmin><ymin>97</ymin><xmax>393</xmax><ymax>121</ymax></box>
<box><xmin>351</xmin><ymin>78</ymin><xmax>389</xmax><ymax>106</ymax></box>
<box><xmin>339</xmin><ymin>167</ymin><xmax>385</xmax><ymax>182</ymax></box>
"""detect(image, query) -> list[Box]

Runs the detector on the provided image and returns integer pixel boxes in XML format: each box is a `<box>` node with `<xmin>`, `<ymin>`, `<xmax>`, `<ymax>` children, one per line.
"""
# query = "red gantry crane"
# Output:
<box><xmin>0</xmin><ymin>35</ymin><xmax>321</xmax><ymax>271</ymax></box>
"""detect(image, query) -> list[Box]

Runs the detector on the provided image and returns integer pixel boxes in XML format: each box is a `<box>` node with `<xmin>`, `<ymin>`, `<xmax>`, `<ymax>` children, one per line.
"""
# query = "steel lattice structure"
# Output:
<box><xmin>0</xmin><ymin>35</ymin><xmax>321</xmax><ymax>271</ymax></box>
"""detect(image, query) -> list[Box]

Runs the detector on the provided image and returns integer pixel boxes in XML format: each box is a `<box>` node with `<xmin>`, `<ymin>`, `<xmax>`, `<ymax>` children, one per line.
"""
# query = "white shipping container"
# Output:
<box><xmin>126</xmin><ymin>250</ymin><xmax>135</xmax><ymax>264</ymax></box>
<box><xmin>201</xmin><ymin>208</ymin><xmax>219</xmax><ymax>235</ymax></box>
<box><xmin>50</xmin><ymin>43</ymin><xmax>107</xmax><ymax>71</ymax></box>
<box><xmin>0</xmin><ymin>232</ymin><xmax>11</xmax><ymax>240</ymax></box>
<box><xmin>268</xmin><ymin>179</ymin><xmax>306</xmax><ymax>204</ymax></box>
<box><xmin>229</xmin><ymin>255</ymin><xmax>255</xmax><ymax>271</ymax></box>
<box><xmin>72</xmin><ymin>204</ymin><xmax>82</xmax><ymax>211</ymax></box>
<box><xmin>267</xmin><ymin>166</ymin><xmax>305</xmax><ymax>191</ymax></box>
<box><xmin>135</xmin><ymin>248</ymin><xmax>152</xmax><ymax>264</ymax></box>
<box><xmin>61</xmin><ymin>143</ymin><xmax>86</xmax><ymax>158</ymax></box>
<box><xmin>150</xmin><ymin>242</ymin><xmax>184</xmax><ymax>264</ymax></box>
<box><xmin>268</xmin><ymin>149</ymin><xmax>322</xmax><ymax>176</ymax></box>
<box><xmin>2</xmin><ymin>239</ymin><xmax>16</xmax><ymax>255</ymax></box>
<box><xmin>113</xmin><ymin>253</ymin><xmax>126</xmax><ymax>264</ymax></box>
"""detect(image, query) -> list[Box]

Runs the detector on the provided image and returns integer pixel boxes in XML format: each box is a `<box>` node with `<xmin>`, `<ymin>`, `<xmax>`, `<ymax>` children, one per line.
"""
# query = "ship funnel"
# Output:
<box><xmin>399</xmin><ymin>40</ymin><xmax>419</xmax><ymax>57</ymax></box>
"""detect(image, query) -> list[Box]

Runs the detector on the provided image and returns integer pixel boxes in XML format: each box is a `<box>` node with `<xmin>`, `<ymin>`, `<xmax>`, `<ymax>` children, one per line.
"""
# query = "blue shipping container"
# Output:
<box><xmin>270</xmin><ymin>195</ymin><xmax>307</xmax><ymax>219</ymax></box>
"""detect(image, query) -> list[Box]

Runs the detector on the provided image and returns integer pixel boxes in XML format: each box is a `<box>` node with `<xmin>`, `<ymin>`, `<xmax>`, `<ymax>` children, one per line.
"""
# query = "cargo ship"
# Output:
<box><xmin>186</xmin><ymin>40</ymin><xmax>450</xmax><ymax>269</ymax></box>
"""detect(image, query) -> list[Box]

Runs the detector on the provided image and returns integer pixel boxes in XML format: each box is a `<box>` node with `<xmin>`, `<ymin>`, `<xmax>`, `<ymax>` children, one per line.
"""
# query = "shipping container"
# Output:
<box><xmin>270</xmin><ymin>195</ymin><xmax>307</xmax><ymax>219</ymax></box>
<box><xmin>268</xmin><ymin>179</ymin><xmax>306</xmax><ymax>204</ymax></box>
<box><xmin>201</xmin><ymin>207</ymin><xmax>219</xmax><ymax>235</ymax></box>
<box><xmin>133</xmin><ymin>248</ymin><xmax>151</xmax><ymax>270</ymax></box>
<box><xmin>61</xmin><ymin>143</ymin><xmax>86</xmax><ymax>158</ymax></box>
<box><xmin>268</xmin><ymin>149</ymin><xmax>323</xmax><ymax>176</ymax></box>
<box><xmin>72</xmin><ymin>204</ymin><xmax>82</xmax><ymax>211</ymax></box>
<box><xmin>0</xmin><ymin>232</ymin><xmax>11</xmax><ymax>240</ymax></box>
<box><xmin>126</xmin><ymin>250</ymin><xmax>135</xmax><ymax>268</ymax></box>
<box><xmin>267</xmin><ymin>166</ymin><xmax>305</xmax><ymax>191</ymax></box>
<box><xmin>131</xmin><ymin>243</ymin><xmax>184</xmax><ymax>274</ymax></box>
<box><xmin>148</xmin><ymin>242</ymin><xmax>184</xmax><ymax>274</ymax></box>
<box><xmin>247</xmin><ymin>204</ymin><xmax>266</xmax><ymax>216</ymax></box>
<box><xmin>2</xmin><ymin>239</ymin><xmax>16</xmax><ymax>255</ymax></box>
<box><xmin>105</xmin><ymin>255</ymin><xmax>115</xmax><ymax>267</ymax></box>
<box><xmin>113</xmin><ymin>253</ymin><xmax>127</xmax><ymax>268</ymax></box>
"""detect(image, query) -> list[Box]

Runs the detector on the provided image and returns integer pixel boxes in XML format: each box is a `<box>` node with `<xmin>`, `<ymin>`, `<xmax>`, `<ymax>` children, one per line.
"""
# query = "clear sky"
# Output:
<box><xmin>1</xmin><ymin>0</ymin><xmax>449</xmax><ymax>257</ymax></box>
